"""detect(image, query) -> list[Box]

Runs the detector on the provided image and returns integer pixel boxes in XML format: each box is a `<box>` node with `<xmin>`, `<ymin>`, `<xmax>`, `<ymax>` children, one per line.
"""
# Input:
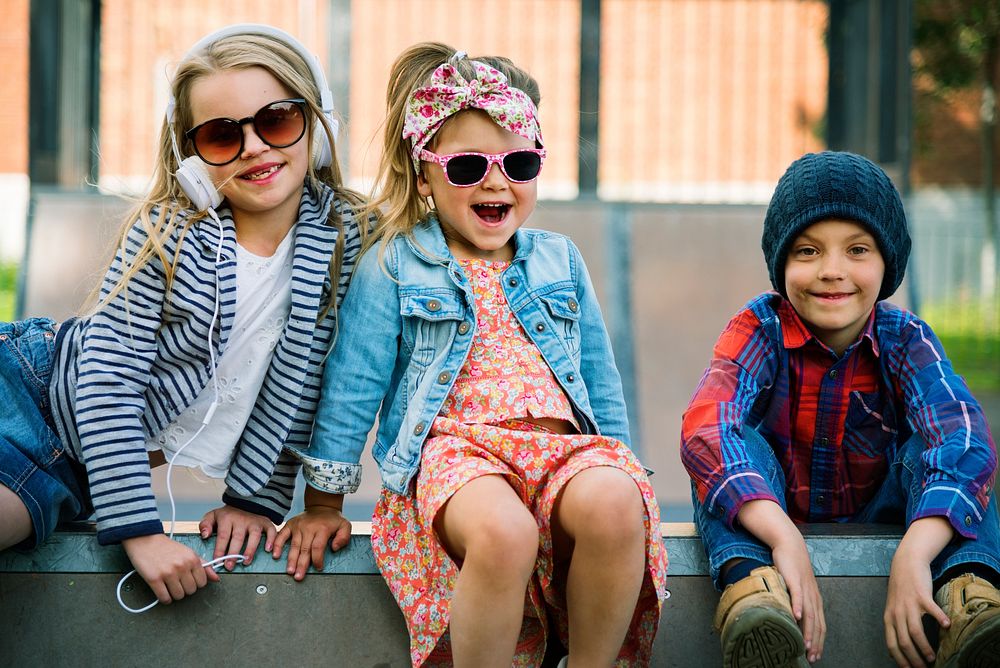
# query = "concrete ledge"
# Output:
<box><xmin>0</xmin><ymin>521</ymin><xmax>903</xmax><ymax>576</ymax></box>
<box><xmin>1</xmin><ymin>522</ymin><xmax>903</xmax><ymax>667</ymax></box>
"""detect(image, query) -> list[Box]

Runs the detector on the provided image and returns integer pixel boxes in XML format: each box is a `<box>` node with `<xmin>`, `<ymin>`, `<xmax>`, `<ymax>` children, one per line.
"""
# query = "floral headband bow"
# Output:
<box><xmin>403</xmin><ymin>58</ymin><xmax>543</xmax><ymax>173</ymax></box>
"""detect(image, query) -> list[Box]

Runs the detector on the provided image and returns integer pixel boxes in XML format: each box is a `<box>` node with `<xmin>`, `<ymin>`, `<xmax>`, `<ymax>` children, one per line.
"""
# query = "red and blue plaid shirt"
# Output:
<box><xmin>681</xmin><ymin>292</ymin><xmax>996</xmax><ymax>538</ymax></box>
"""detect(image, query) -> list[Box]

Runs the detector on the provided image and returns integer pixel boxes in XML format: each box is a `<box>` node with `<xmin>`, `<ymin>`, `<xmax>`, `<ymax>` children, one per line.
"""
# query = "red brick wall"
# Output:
<box><xmin>6</xmin><ymin>1</ymin><xmax>993</xmax><ymax>193</ymax></box>
<box><xmin>0</xmin><ymin>0</ymin><xmax>29</xmax><ymax>174</ymax></box>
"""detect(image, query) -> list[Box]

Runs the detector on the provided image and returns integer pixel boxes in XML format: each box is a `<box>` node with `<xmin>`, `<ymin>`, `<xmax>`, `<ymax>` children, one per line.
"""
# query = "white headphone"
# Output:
<box><xmin>165</xmin><ymin>23</ymin><xmax>340</xmax><ymax>211</ymax></box>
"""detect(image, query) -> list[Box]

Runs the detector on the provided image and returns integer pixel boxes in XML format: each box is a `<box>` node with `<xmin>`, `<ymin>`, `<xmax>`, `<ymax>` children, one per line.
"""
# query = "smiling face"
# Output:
<box><xmin>416</xmin><ymin>109</ymin><xmax>538</xmax><ymax>261</ymax></box>
<box><xmin>188</xmin><ymin>66</ymin><xmax>308</xmax><ymax>229</ymax></box>
<box><xmin>784</xmin><ymin>218</ymin><xmax>886</xmax><ymax>355</ymax></box>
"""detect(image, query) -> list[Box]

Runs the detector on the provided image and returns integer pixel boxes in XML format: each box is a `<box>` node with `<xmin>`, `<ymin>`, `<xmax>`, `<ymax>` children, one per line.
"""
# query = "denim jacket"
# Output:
<box><xmin>294</xmin><ymin>216</ymin><xmax>629</xmax><ymax>495</ymax></box>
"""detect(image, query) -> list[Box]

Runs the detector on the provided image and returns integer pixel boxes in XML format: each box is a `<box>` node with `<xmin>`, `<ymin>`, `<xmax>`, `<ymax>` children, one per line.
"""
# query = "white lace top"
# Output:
<box><xmin>148</xmin><ymin>230</ymin><xmax>294</xmax><ymax>477</ymax></box>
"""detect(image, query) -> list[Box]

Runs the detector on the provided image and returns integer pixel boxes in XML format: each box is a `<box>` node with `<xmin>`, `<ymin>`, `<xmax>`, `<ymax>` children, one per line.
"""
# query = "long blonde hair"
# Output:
<box><xmin>364</xmin><ymin>42</ymin><xmax>540</xmax><ymax>256</ymax></box>
<box><xmin>91</xmin><ymin>32</ymin><xmax>366</xmax><ymax>322</ymax></box>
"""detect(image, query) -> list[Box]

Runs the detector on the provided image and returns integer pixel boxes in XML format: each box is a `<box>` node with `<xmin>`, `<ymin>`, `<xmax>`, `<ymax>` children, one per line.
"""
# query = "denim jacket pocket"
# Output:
<box><xmin>400</xmin><ymin>291</ymin><xmax>465</xmax><ymax>367</ymax></box>
<box><xmin>844</xmin><ymin>390</ymin><xmax>897</xmax><ymax>459</ymax></box>
<box><xmin>540</xmin><ymin>291</ymin><xmax>582</xmax><ymax>359</ymax></box>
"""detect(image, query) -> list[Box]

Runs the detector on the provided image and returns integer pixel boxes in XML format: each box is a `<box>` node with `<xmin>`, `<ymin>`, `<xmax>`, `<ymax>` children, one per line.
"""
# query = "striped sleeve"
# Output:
<box><xmin>75</xmin><ymin>217</ymin><xmax>174</xmax><ymax>544</ymax></box>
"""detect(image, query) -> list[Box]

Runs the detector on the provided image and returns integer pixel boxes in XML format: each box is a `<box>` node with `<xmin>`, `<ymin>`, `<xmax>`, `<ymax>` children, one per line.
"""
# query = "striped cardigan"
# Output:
<box><xmin>49</xmin><ymin>183</ymin><xmax>366</xmax><ymax>545</ymax></box>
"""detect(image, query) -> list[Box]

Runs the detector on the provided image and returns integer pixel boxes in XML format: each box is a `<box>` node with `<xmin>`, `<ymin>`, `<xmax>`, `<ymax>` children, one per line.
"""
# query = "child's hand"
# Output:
<box><xmin>272</xmin><ymin>506</ymin><xmax>352</xmax><ymax>581</ymax></box>
<box><xmin>738</xmin><ymin>499</ymin><xmax>826</xmax><ymax>663</ymax></box>
<box><xmin>122</xmin><ymin>533</ymin><xmax>220</xmax><ymax>604</ymax></box>
<box><xmin>883</xmin><ymin>517</ymin><xmax>954</xmax><ymax>668</ymax></box>
<box><xmin>199</xmin><ymin>505</ymin><xmax>278</xmax><ymax>571</ymax></box>
<box><xmin>771</xmin><ymin>534</ymin><xmax>826</xmax><ymax>663</ymax></box>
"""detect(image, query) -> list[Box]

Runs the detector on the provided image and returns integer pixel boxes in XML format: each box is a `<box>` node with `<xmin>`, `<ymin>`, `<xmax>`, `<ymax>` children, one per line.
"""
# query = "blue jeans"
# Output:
<box><xmin>0</xmin><ymin>318</ymin><xmax>89</xmax><ymax>548</ymax></box>
<box><xmin>692</xmin><ymin>427</ymin><xmax>1000</xmax><ymax>590</ymax></box>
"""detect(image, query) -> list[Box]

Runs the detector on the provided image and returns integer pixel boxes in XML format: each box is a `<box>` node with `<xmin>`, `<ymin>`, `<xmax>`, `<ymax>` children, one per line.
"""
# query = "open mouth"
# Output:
<box><xmin>472</xmin><ymin>203</ymin><xmax>511</xmax><ymax>225</ymax></box>
<box><xmin>240</xmin><ymin>164</ymin><xmax>282</xmax><ymax>181</ymax></box>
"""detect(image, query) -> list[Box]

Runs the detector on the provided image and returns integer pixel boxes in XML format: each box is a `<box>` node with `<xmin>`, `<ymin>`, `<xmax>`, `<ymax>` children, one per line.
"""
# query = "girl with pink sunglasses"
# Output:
<box><xmin>277</xmin><ymin>43</ymin><xmax>668</xmax><ymax>667</ymax></box>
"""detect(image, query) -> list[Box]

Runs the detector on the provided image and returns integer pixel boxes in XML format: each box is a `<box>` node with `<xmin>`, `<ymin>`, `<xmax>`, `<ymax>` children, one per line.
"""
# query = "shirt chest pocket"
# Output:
<box><xmin>843</xmin><ymin>390</ymin><xmax>898</xmax><ymax>459</ymax></box>
<box><xmin>538</xmin><ymin>291</ymin><xmax>582</xmax><ymax>360</ymax></box>
<box><xmin>400</xmin><ymin>292</ymin><xmax>466</xmax><ymax>367</ymax></box>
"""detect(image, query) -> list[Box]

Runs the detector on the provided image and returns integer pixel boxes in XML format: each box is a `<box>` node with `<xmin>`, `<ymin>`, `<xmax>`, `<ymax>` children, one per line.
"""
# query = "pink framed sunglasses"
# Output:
<box><xmin>419</xmin><ymin>148</ymin><xmax>546</xmax><ymax>187</ymax></box>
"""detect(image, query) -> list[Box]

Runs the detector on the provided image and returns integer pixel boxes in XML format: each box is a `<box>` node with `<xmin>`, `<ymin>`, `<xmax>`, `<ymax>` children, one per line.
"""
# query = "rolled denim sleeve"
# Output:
<box><xmin>295</xmin><ymin>245</ymin><xmax>401</xmax><ymax>494</ymax></box>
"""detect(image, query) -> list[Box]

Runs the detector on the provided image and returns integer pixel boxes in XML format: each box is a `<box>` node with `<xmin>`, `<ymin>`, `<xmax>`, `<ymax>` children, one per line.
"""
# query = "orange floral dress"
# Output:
<box><xmin>370</xmin><ymin>259</ymin><xmax>668</xmax><ymax>667</ymax></box>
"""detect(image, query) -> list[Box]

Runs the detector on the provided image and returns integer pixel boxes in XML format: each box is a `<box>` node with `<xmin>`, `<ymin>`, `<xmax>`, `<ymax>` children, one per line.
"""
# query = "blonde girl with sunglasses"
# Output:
<box><xmin>0</xmin><ymin>24</ymin><xmax>369</xmax><ymax>607</ymax></box>
<box><xmin>277</xmin><ymin>42</ymin><xmax>668</xmax><ymax>667</ymax></box>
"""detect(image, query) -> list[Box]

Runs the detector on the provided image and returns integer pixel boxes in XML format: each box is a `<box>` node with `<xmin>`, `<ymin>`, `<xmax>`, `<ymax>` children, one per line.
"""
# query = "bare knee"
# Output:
<box><xmin>463</xmin><ymin>506</ymin><xmax>539</xmax><ymax>578</ymax></box>
<box><xmin>560</xmin><ymin>468</ymin><xmax>645</xmax><ymax>547</ymax></box>
<box><xmin>0</xmin><ymin>483</ymin><xmax>34</xmax><ymax>551</ymax></box>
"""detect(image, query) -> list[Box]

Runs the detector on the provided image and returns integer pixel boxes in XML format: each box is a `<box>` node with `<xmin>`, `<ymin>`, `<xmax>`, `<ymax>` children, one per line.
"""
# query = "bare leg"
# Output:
<box><xmin>552</xmin><ymin>467</ymin><xmax>647</xmax><ymax>667</ymax></box>
<box><xmin>0</xmin><ymin>483</ymin><xmax>33</xmax><ymax>551</ymax></box>
<box><xmin>435</xmin><ymin>475</ymin><xmax>538</xmax><ymax>668</ymax></box>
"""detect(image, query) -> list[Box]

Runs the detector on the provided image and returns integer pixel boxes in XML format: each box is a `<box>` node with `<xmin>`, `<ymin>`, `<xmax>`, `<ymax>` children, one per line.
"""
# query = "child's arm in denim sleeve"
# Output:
<box><xmin>680</xmin><ymin>305</ymin><xmax>780</xmax><ymax>528</ymax></box>
<box><xmin>295</xmin><ymin>246</ymin><xmax>402</xmax><ymax>494</ymax></box>
<box><xmin>568</xmin><ymin>239</ymin><xmax>630</xmax><ymax>445</ymax></box>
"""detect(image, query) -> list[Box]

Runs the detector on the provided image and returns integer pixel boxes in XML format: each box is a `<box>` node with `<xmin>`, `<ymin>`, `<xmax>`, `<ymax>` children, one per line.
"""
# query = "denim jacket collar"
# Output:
<box><xmin>405</xmin><ymin>213</ymin><xmax>538</xmax><ymax>267</ymax></box>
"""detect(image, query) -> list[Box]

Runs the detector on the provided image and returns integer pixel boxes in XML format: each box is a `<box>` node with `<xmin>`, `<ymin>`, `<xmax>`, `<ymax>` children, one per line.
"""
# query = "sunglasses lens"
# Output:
<box><xmin>192</xmin><ymin>120</ymin><xmax>242</xmax><ymax>165</ymax></box>
<box><xmin>502</xmin><ymin>151</ymin><xmax>542</xmax><ymax>182</ymax></box>
<box><xmin>255</xmin><ymin>101</ymin><xmax>306</xmax><ymax>148</ymax></box>
<box><xmin>445</xmin><ymin>155</ymin><xmax>490</xmax><ymax>186</ymax></box>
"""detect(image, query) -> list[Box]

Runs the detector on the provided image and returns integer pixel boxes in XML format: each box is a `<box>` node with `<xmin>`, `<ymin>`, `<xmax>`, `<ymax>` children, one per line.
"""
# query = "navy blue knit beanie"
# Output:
<box><xmin>762</xmin><ymin>151</ymin><xmax>910</xmax><ymax>301</ymax></box>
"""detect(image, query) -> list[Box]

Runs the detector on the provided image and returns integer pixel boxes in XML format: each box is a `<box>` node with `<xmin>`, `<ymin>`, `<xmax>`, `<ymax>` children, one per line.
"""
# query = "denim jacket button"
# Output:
<box><xmin>965</xmin><ymin>515</ymin><xmax>973</xmax><ymax>527</ymax></box>
<box><xmin>508</xmin><ymin>278</ymin><xmax>518</xmax><ymax>287</ymax></box>
<box><xmin>437</xmin><ymin>372</ymin><xmax>452</xmax><ymax>384</ymax></box>
<box><xmin>568</xmin><ymin>298</ymin><xmax>579</xmax><ymax>312</ymax></box>
<box><xmin>566</xmin><ymin>373</ymin><xmax>575</xmax><ymax>382</ymax></box>
<box><xmin>535</xmin><ymin>323</ymin><xmax>545</xmax><ymax>333</ymax></box>
<box><xmin>414</xmin><ymin>422</ymin><xmax>426</xmax><ymax>436</ymax></box>
<box><xmin>458</xmin><ymin>322</ymin><xmax>470</xmax><ymax>335</ymax></box>
<box><xmin>427</xmin><ymin>300</ymin><xmax>441</xmax><ymax>312</ymax></box>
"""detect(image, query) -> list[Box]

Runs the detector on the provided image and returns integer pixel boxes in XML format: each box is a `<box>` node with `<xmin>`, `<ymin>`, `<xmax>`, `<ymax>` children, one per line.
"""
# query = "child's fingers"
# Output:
<box><xmin>204</xmin><ymin>564</ymin><xmax>221</xmax><ymax>583</ymax></box>
<box><xmin>214</xmin><ymin>521</ymin><xmax>233</xmax><ymax>560</ymax></box>
<box><xmin>895</xmin><ymin>614</ymin><xmax>928</xmax><ymax>668</ymax></box>
<box><xmin>265</xmin><ymin>523</ymin><xmax>277</xmax><ymax>553</ymax></box>
<box><xmin>927</xmin><ymin>599</ymin><xmax>950</xmax><ymax>629</ymax></box>
<box><xmin>271</xmin><ymin>525</ymin><xmax>291</xmax><ymax>558</ymax></box>
<box><xmin>147</xmin><ymin>577</ymin><xmax>172</xmax><ymax>605</ymax></box>
<box><xmin>310</xmin><ymin>535</ymin><xmax>326</xmax><ymax>571</ymax></box>
<box><xmin>164</xmin><ymin>575</ymin><xmax>186</xmax><ymax>602</ymax></box>
<box><xmin>193</xmin><ymin>563</ymin><xmax>209</xmax><ymax>588</ymax></box>
<box><xmin>330</xmin><ymin>521</ymin><xmax>352</xmax><ymax>552</ymax></box>
<box><xmin>199</xmin><ymin>510</ymin><xmax>216</xmax><ymax>539</ymax></box>
<box><xmin>285</xmin><ymin>530</ymin><xmax>303</xmax><ymax>576</ymax></box>
<box><xmin>294</xmin><ymin>537</ymin><xmax>312</xmax><ymax>580</ymax></box>
<box><xmin>808</xmin><ymin>591</ymin><xmax>826</xmax><ymax>662</ymax></box>
<box><xmin>225</xmin><ymin>526</ymin><xmax>248</xmax><ymax>570</ymax></box>
<box><xmin>243</xmin><ymin>525</ymin><xmax>263</xmax><ymax>565</ymax></box>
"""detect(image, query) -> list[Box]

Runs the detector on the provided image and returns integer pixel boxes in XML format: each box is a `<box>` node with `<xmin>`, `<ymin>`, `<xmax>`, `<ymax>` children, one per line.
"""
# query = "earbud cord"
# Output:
<box><xmin>116</xmin><ymin>206</ymin><xmax>245</xmax><ymax>614</ymax></box>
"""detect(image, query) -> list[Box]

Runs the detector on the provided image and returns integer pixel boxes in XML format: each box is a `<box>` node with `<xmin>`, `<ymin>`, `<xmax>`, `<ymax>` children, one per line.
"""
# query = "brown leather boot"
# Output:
<box><xmin>934</xmin><ymin>573</ymin><xmax>1000</xmax><ymax>667</ymax></box>
<box><xmin>714</xmin><ymin>566</ymin><xmax>808</xmax><ymax>668</ymax></box>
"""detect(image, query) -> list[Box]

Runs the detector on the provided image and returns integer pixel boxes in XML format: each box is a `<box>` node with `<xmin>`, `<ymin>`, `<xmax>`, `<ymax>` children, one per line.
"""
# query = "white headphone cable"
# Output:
<box><xmin>116</xmin><ymin>206</ymin><xmax>245</xmax><ymax>613</ymax></box>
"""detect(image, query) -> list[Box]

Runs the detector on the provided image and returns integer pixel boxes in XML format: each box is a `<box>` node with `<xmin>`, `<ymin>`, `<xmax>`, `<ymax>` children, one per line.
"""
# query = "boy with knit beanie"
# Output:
<box><xmin>681</xmin><ymin>151</ymin><xmax>1000</xmax><ymax>667</ymax></box>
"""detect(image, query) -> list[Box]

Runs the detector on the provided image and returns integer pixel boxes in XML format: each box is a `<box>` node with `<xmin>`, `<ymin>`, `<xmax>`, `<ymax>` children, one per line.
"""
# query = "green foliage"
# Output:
<box><xmin>914</xmin><ymin>0</ymin><xmax>999</xmax><ymax>93</ymax></box>
<box><xmin>921</xmin><ymin>298</ymin><xmax>1000</xmax><ymax>392</ymax></box>
<box><xmin>0</xmin><ymin>262</ymin><xmax>17</xmax><ymax>321</ymax></box>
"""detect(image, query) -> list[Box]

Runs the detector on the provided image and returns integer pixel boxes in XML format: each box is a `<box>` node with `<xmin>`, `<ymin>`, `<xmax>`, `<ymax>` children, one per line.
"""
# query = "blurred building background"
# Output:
<box><xmin>1</xmin><ymin>0</ymin><xmax>997</xmax><ymax>520</ymax></box>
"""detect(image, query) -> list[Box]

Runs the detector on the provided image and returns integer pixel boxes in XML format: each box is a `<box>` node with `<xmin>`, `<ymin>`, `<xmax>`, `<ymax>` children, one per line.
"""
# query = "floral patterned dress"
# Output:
<box><xmin>370</xmin><ymin>259</ymin><xmax>668</xmax><ymax>667</ymax></box>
